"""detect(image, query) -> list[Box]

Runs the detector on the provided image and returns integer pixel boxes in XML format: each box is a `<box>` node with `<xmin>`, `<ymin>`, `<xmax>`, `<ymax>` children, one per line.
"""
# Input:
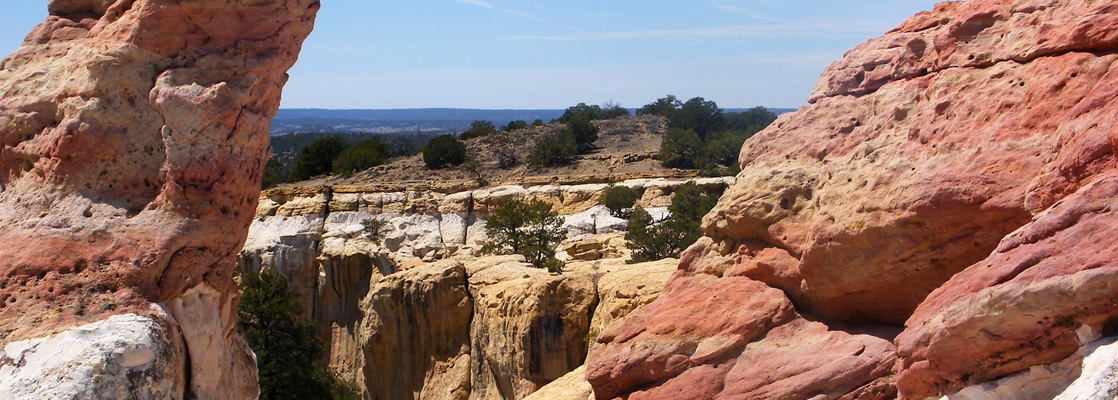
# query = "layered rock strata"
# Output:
<box><xmin>241</xmin><ymin>179</ymin><xmax>702</xmax><ymax>399</ymax></box>
<box><xmin>587</xmin><ymin>1</ymin><xmax>1118</xmax><ymax>399</ymax></box>
<box><xmin>0</xmin><ymin>0</ymin><xmax>317</xmax><ymax>398</ymax></box>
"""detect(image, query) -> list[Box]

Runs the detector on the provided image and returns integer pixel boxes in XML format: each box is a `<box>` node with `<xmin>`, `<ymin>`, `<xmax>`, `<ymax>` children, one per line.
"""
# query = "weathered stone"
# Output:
<box><xmin>523</xmin><ymin>365</ymin><xmax>594</xmax><ymax>400</ymax></box>
<box><xmin>0</xmin><ymin>0</ymin><xmax>317</xmax><ymax>397</ymax></box>
<box><xmin>357</xmin><ymin>260</ymin><xmax>473</xmax><ymax>400</ymax></box>
<box><xmin>0</xmin><ymin>311</ymin><xmax>184</xmax><ymax>400</ymax></box>
<box><xmin>896</xmin><ymin>176</ymin><xmax>1118</xmax><ymax>399</ymax></box>
<box><xmin>468</xmin><ymin>257</ymin><xmax>598</xmax><ymax>400</ymax></box>
<box><xmin>588</xmin><ymin>1</ymin><xmax>1118</xmax><ymax>399</ymax></box>
<box><xmin>588</xmin><ymin>257</ymin><xmax>675</xmax><ymax>338</ymax></box>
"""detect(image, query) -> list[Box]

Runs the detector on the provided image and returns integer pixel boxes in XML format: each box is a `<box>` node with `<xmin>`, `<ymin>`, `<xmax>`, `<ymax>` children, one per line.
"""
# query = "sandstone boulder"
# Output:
<box><xmin>0</xmin><ymin>0</ymin><xmax>317</xmax><ymax>397</ymax></box>
<box><xmin>587</xmin><ymin>0</ymin><xmax>1118</xmax><ymax>398</ymax></box>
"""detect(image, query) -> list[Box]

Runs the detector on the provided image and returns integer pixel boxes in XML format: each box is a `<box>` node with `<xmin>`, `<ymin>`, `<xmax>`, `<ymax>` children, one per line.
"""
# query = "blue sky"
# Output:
<box><xmin>1</xmin><ymin>1</ymin><xmax>937</xmax><ymax>109</ymax></box>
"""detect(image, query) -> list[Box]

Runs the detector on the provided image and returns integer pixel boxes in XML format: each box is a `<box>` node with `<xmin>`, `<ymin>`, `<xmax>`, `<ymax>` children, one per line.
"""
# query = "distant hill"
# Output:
<box><xmin>269</xmin><ymin>107</ymin><xmax>797</xmax><ymax>135</ymax></box>
<box><xmin>270</xmin><ymin>108</ymin><xmax>567</xmax><ymax>135</ymax></box>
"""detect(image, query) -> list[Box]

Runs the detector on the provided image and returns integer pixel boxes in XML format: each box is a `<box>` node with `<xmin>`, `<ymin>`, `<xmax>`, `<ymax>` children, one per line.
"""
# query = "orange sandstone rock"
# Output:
<box><xmin>0</xmin><ymin>0</ymin><xmax>317</xmax><ymax>398</ymax></box>
<box><xmin>587</xmin><ymin>0</ymin><xmax>1118</xmax><ymax>398</ymax></box>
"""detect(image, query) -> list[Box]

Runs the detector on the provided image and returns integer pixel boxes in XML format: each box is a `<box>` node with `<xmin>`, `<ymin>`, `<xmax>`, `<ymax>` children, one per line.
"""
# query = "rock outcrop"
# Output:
<box><xmin>587</xmin><ymin>1</ymin><xmax>1118</xmax><ymax>399</ymax></box>
<box><xmin>0</xmin><ymin>0</ymin><xmax>317</xmax><ymax>398</ymax></box>
<box><xmin>242</xmin><ymin>178</ymin><xmax>701</xmax><ymax>399</ymax></box>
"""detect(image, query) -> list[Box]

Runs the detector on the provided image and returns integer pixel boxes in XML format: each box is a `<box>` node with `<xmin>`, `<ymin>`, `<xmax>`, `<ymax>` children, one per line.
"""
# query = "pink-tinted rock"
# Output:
<box><xmin>585</xmin><ymin>272</ymin><xmax>895</xmax><ymax>400</ymax></box>
<box><xmin>588</xmin><ymin>0</ymin><xmax>1118</xmax><ymax>399</ymax></box>
<box><xmin>895</xmin><ymin>175</ymin><xmax>1118</xmax><ymax>399</ymax></box>
<box><xmin>0</xmin><ymin>0</ymin><xmax>317</xmax><ymax>397</ymax></box>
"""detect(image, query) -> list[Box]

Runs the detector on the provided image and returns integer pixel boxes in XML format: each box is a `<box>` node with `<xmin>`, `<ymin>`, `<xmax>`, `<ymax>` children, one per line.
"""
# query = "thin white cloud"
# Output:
<box><xmin>451</xmin><ymin>0</ymin><xmax>495</xmax><ymax>9</ymax></box>
<box><xmin>449</xmin><ymin>0</ymin><xmax>579</xmax><ymax>31</ymax></box>
<box><xmin>508</xmin><ymin>21</ymin><xmax>891</xmax><ymax>41</ymax></box>
<box><xmin>705</xmin><ymin>3</ymin><xmax>785</xmax><ymax>23</ymax></box>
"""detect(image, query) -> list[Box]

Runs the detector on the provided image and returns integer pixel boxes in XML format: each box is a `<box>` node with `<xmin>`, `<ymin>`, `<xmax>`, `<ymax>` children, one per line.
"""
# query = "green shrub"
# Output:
<box><xmin>600</xmin><ymin>101</ymin><xmax>631</xmax><ymax>119</ymax></box>
<box><xmin>563</xmin><ymin>112</ymin><xmax>599</xmax><ymax>153</ymax></box>
<box><xmin>360</xmin><ymin>218</ymin><xmax>389</xmax><ymax>241</ymax></box>
<box><xmin>460</xmin><ymin>120</ymin><xmax>497</xmax><ymax>140</ymax></box>
<box><xmin>659</xmin><ymin>128</ymin><xmax>703</xmax><ymax>169</ymax></box>
<box><xmin>238</xmin><ymin>270</ymin><xmax>361</xmax><ymax>400</ymax></box>
<box><xmin>291</xmin><ymin>137</ymin><xmax>348</xmax><ymax>181</ymax></box>
<box><xmin>625</xmin><ymin>182</ymin><xmax>717</xmax><ymax>263</ymax></box>
<box><xmin>637</xmin><ymin>95</ymin><xmax>681</xmax><ymax>117</ymax></box>
<box><xmin>262</xmin><ymin>158</ymin><xmax>290</xmax><ymax>189</ymax></box>
<box><xmin>422</xmin><ymin>134</ymin><xmax>467</xmax><ymax>169</ymax></box>
<box><xmin>558</xmin><ymin>102</ymin><xmax>602</xmax><ymax>123</ymax></box>
<box><xmin>528</xmin><ymin>132</ymin><xmax>578</xmax><ymax>168</ymax></box>
<box><xmin>460</xmin><ymin>159</ymin><xmax>487</xmax><ymax>186</ymax></box>
<box><xmin>481</xmin><ymin>198</ymin><xmax>568</xmax><ymax>270</ymax></box>
<box><xmin>601</xmin><ymin>184</ymin><xmax>637</xmax><ymax>218</ymax></box>
<box><xmin>501</xmin><ymin>120</ymin><xmax>528</xmax><ymax>132</ymax></box>
<box><xmin>333</xmin><ymin>137</ymin><xmax>389</xmax><ymax>177</ymax></box>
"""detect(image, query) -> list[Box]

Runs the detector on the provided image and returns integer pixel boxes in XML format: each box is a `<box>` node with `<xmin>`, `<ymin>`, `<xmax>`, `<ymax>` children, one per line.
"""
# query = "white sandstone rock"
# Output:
<box><xmin>0</xmin><ymin>311</ymin><xmax>185</xmax><ymax>400</ymax></box>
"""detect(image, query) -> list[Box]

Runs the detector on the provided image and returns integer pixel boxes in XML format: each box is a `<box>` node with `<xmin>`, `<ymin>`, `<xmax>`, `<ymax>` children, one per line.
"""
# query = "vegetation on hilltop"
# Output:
<box><xmin>265</xmin><ymin>96</ymin><xmax>779</xmax><ymax>188</ymax></box>
<box><xmin>639</xmin><ymin>95</ymin><xmax>777</xmax><ymax>175</ymax></box>
<box><xmin>265</xmin><ymin>131</ymin><xmax>433</xmax><ymax>188</ymax></box>
<box><xmin>422</xmin><ymin>134</ymin><xmax>468</xmax><ymax>169</ymax></box>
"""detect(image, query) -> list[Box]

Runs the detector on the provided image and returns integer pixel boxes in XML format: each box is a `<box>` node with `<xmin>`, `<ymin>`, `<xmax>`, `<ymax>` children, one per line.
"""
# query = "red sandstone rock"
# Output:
<box><xmin>0</xmin><ymin>0</ymin><xmax>317</xmax><ymax>397</ymax></box>
<box><xmin>587</xmin><ymin>0</ymin><xmax>1118</xmax><ymax>399</ymax></box>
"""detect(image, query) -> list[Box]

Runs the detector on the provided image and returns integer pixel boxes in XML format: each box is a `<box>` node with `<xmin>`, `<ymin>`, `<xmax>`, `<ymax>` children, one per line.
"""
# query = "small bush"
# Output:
<box><xmin>600</xmin><ymin>101</ymin><xmax>631</xmax><ymax>119</ymax></box>
<box><xmin>542</xmin><ymin>258</ymin><xmax>565</xmax><ymax>274</ymax></box>
<box><xmin>291</xmin><ymin>137</ymin><xmax>348</xmax><ymax>181</ymax></box>
<box><xmin>563</xmin><ymin>112</ymin><xmax>599</xmax><ymax>153</ymax></box>
<box><xmin>481</xmin><ymin>198</ymin><xmax>568</xmax><ymax>270</ymax></box>
<box><xmin>601</xmin><ymin>184</ymin><xmax>637</xmax><ymax>218</ymax></box>
<box><xmin>558</xmin><ymin>103</ymin><xmax>602</xmax><ymax>123</ymax></box>
<box><xmin>501</xmin><ymin>120</ymin><xmax>528</xmax><ymax>132</ymax></box>
<box><xmin>528</xmin><ymin>132</ymin><xmax>578</xmax><ymax>168</ymax></box>
<box><xmin>625</xmin><ymin>182</ymin><xmax>717</xmax><ymax>263</ymax></box>
<box><xmin>360</xmin><ymin>218</ymin><xmax>389</xmax><ymax>241</ymax></box>
<box><xmin>460</xmin><ymin>120</ymin><xmax>497</xmax><ymax>140</ymax></box>
<box><xmin>422</xmin><ymin>134</ymin><xmax>467</xmax><ymax>169</ymax></box>
<box><xmin>495</xmin><ymin>149</ymin><xmax>519</xmax><ymax>169</ymax></box>
<box><xmin>333</xmin><ymin>137</ymin><xmax>389</xmax><ymax>177</ymax></box>
<box><xmin>659</xmin><ymin>128</ymin><xmax>703</xmax><ymax>169</ymax></box>
<box><xmin>460</xmin><ymin>159</ymin><xmax>487</xmax><ymax>186</ymax></box>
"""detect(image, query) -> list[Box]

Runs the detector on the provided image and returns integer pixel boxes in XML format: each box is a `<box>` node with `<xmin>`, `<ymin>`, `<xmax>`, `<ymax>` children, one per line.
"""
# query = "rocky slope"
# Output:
<box><xmin>587</xmin><ymin>0</ymin><xmax>1118</xmax><ymax>399</ymax></box>
<box><xmin>241</xmin><ymin>178</ymin><xmax>717</xmax><ymax>399</ymax></box>
<box><xmin>0</xmin><ymin>0</ymin><xmax>317</xmax><ymax>398</ymax></box>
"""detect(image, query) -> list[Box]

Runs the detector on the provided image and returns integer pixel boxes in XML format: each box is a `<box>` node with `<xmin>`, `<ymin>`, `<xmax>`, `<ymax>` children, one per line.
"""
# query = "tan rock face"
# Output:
<box><xmin>358</xmin><ymin>260</ymin><xmax>473</xmax><ymax>400</ymax></box>
<box><xmin>468</xmin><ymin>258</ymin><xmax>598</xmax><ymax>400</ymax></box>
<box><xmin>0</xmin><ymin>0</ymin><xmax>317</xmax><ymax>397</ymax></box>
<box><xmin>588</xmin><ymin>0</ymin><xmax>1118</xmax><ymax>399</ymax></box>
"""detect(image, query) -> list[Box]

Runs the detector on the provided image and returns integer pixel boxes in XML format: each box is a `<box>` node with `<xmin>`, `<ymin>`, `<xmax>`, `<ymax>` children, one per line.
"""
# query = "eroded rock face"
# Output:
<box><xmin>588</xmin><ymin>0</ymin><xmax>1118</xmax><ymax>399</ymax></box>
<box><xmin>467</xmin><ymin>257</ymin><xmax>598</xmax><ymax>400</ymax></box>
<box><xmin>358</xmin><ymin>260</ymin><xmax>473</xmax><ymax>400</ymax></box>
<box><xmin>0</xmin><ymin>0</ymin><xmax>317</xmax><ymax>397</ymax></box>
